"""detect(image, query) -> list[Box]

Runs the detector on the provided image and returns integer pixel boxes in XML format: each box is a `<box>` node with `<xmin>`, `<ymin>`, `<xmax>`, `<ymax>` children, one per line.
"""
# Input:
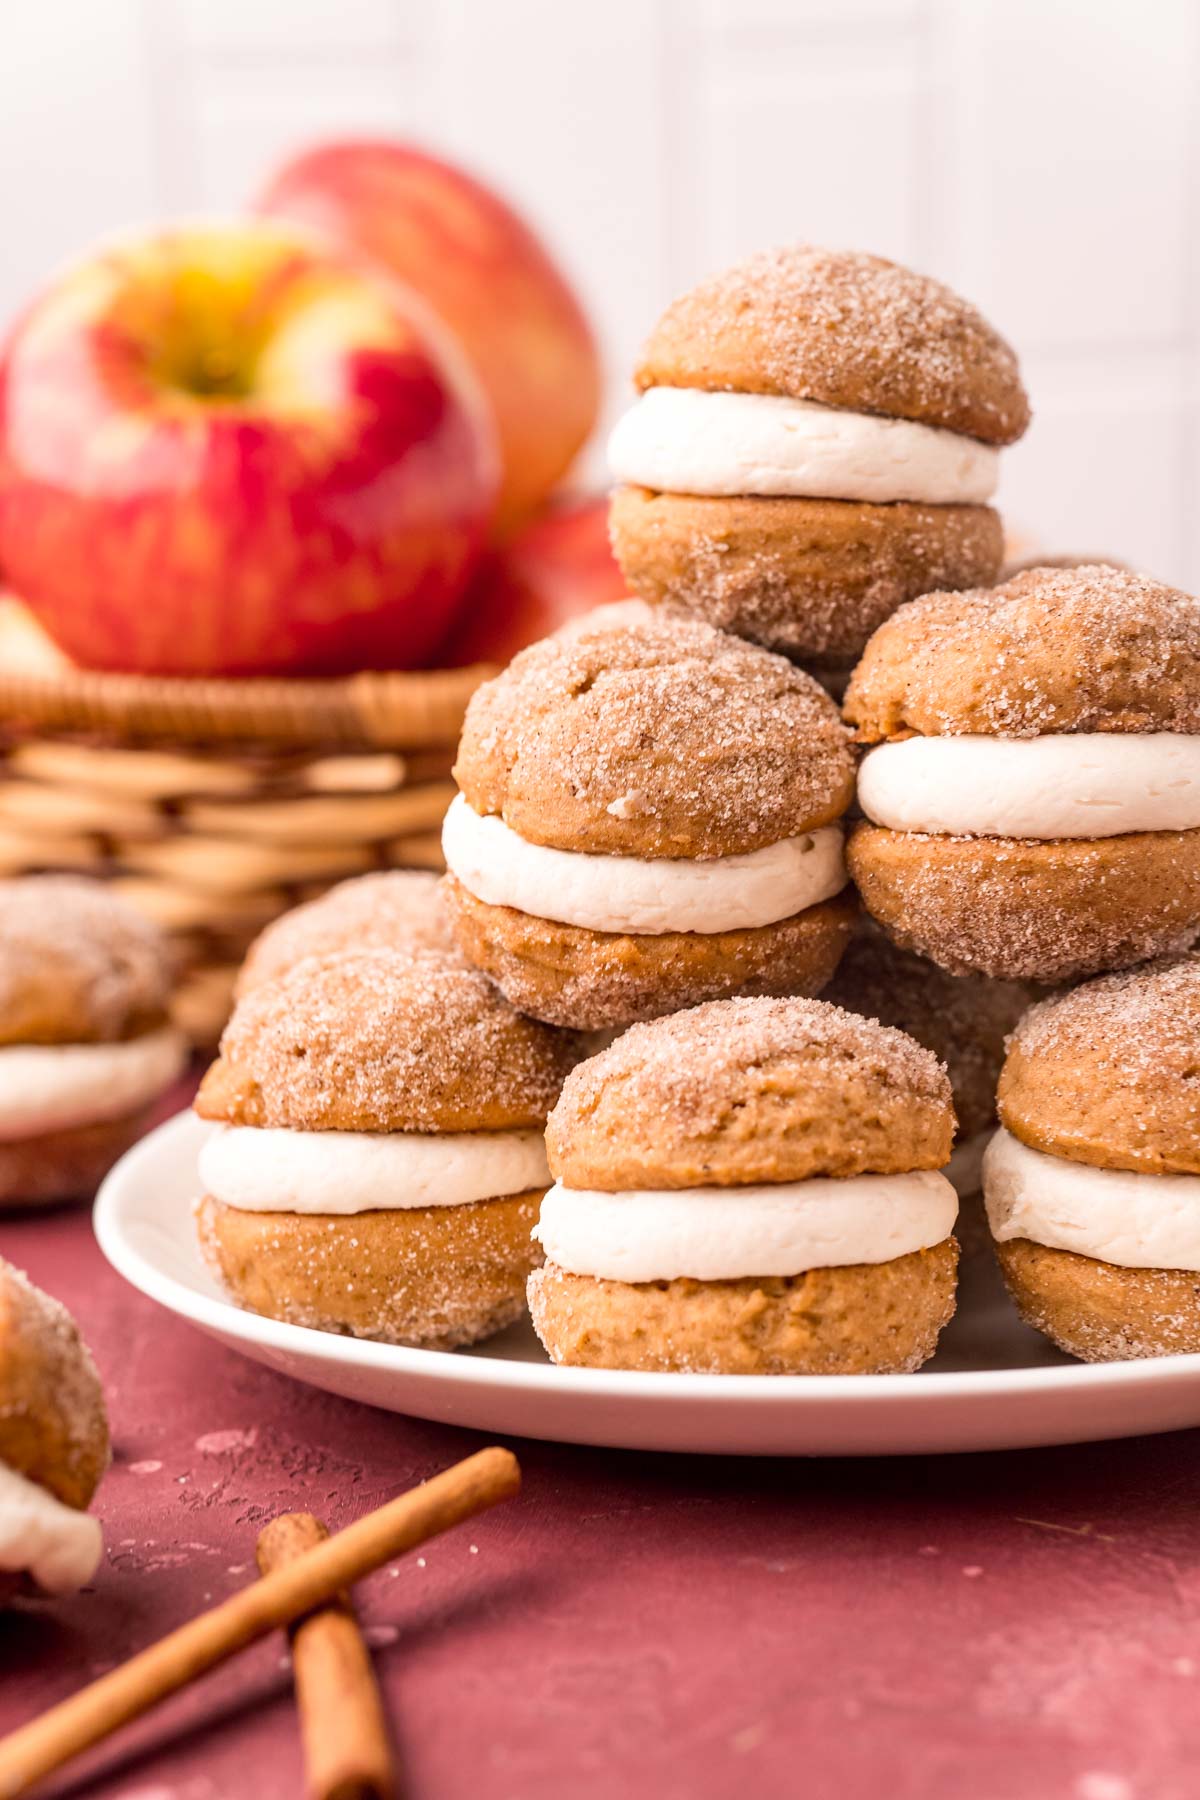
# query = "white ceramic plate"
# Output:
<box><xmin>95</xmin><ymin>1111</ymin><xmax>1200</xmax><ymax>1457</ymax></box>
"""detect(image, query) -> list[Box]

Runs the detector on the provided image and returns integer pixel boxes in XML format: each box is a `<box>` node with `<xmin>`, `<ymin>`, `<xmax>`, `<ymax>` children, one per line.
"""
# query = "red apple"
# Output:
<box><xmin>441</xmin><ymin>494</ymin><xmax>627</xmax><ymax>667</ymax></box>
<box><xmin>0</xmin><ymin>221</ymin><xmax>498</xmax><ymax>675</ymax></box>
<box><xmin>257</xmin><ymin>141</ymin><xmax>602</xmax><ymax>536</ymax></box>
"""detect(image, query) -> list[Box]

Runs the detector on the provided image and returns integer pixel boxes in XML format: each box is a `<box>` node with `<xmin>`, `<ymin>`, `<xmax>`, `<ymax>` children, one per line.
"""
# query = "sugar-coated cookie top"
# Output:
<box><xmin>236</xmin><ymin>871</ymin><xmax>456</xmax><ymax>996</ymax></box>
<box><xmin>998</xmin><ymin>955</ymin><xmax>1200</xmax><ymax>1175</ymax></box>
<box><xmin>636</xmin><ymin>246</ymin><xmax>1029</xmax><ymax>446</ymax></box>
<box><xmin>845</xmin><ymin>565</ymin><xmax>1200</xmax><ymax>741</ymax></box>
<box><xmin>198</xmin><ymin>945</ymin><xmax>581</xmax><ymax>1134</ymax></box>
<box><xmin>547</xmin><ymin>994</ymin><xmax>954</xmax><ymax>1191</ymax></box>
<box><xmin>454</xmin><ymin>603</ymin><xmax>855</xmax><ymax>859</ymax></box>
<box><xmin>0</xmin><ymin>875</ymin><xmax>174</xmax><ymax>1046</ymax></box>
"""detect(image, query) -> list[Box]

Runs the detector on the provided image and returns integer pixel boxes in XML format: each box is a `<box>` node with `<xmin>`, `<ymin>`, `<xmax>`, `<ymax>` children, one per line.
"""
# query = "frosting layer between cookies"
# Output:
<box><xmin>858</xmin><ymin>732</ymin><xmax>1200</xmax><ymax>839</ymax></box>
<box><xmin>985</xmin><ymin>1127</ymin><xmax>1200</xmax><ymax>1270</ymax></box>
<box><xmin>441</xmin><ymin>795</ymin><xmax>847</xmax><ymax>934</ymax></box>
<box><xmin>608</xmin><ymin>387</ymin><xmax>999</xmax><ymax>505</ymax></box>
<box><xmin>0</xmin><ymin>1025</ymin><xmax>187</xmax><ymax>1140</ymax></box>
<box><xmin>199</xmin><ymin>1122</ymin><xmax>550</xmax><ymax>1214</ymax></box>
<box><xmin>534</xmin><ymin>1171</ymin><xmax>958</xmax><ymax>1281</ymax></box>
<box><xmin>0</xmin><ymin>1461</ymin><xmax>102</xmax><ymax>1594</ymax></box>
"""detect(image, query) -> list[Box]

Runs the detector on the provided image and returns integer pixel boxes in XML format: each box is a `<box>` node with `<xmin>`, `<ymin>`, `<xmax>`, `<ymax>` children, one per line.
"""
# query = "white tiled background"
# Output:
<box><xmin>4</xmin><ymin>0</ymin><xmax>1198</xmax><ymax>582</ymax></box>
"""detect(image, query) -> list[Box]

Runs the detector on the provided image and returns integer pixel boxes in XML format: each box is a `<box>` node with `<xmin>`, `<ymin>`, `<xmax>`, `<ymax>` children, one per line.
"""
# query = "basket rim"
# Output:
<box><xmin>0</xmin><ymin>640</ymin><xmax>495</xmax><ymax>749</ymax></box>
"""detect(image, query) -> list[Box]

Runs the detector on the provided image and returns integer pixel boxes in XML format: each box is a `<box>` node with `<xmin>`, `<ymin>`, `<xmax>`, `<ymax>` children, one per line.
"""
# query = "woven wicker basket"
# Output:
<box><xmin>0</xmin><ymin>602</ymin><xmax>491</xmax><ymax>1045</ymax></box>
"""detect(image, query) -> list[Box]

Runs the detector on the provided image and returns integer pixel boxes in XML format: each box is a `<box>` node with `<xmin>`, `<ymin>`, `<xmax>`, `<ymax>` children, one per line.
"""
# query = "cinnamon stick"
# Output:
<box><xmin>256</xmin><ymin>1513</ymin><xmax>397</xmax><ymax>1800</ymax></box>
<box><xmin>0</xmin><ymin>1445</ymin><xmax>518</xmax><ymax>1799</ymax></box>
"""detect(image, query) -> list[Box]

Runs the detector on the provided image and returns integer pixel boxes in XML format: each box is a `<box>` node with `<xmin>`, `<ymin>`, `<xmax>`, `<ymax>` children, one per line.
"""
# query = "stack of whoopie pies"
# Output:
<box><xmin>200</xmin><ymin>243</ymin><xmax>1200</xmax><ymax>1372</ymax></box>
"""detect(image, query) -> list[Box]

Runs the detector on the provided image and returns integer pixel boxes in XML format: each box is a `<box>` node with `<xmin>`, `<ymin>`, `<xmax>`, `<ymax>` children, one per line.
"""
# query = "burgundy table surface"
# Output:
<box><xmin>3</xmin><ymin>1208</ymin><xmax>1200</xmax><ymax>1800</ymax></box>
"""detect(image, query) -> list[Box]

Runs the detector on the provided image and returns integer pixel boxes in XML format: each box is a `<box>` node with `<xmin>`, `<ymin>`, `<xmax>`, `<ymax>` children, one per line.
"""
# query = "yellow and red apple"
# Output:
<box><xmin>257</xmin><ymin>141</ymin><xmax>602</xmax><ymax>535</ymax></box>
<box><xmin>0</xmin><ymin>222</ymin><xmax>498</xmax><ymax>675</ymax></box>
<box><xmin>441</xmin><ymin>494</ymin><xmax>627</xmax><ymax>668</ymax></box>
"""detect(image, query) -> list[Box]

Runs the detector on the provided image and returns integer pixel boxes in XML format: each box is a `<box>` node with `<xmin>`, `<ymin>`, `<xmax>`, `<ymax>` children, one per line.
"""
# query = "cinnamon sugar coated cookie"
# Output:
<box><xmin>0</xmin><ymin>1258</ymin><xmax>109</xmax><ymax>1596</ymax></box>
<box><xmin>196</xmin><ymin>947</ymin><xmax>579</xmax><ymax>1349</ymax></box>
<box><xmin>997</xmin><ymin>957</ymin><xmax>1200</xmax><ymax>1174</ymax></box>
<box><xmin>608</xmin><ymin>246</ymin><xmax>1024</xmax><ymax>661</ymax></box>
<box><xmin>609</xmin><ymin>488</ymin><xmax>1003</xmax><ymax>672</ymax></box>
<box><xmin>0</xmin><ymin>874</ymin><xmax>174</xmax><ymax>1045</ymax></box>
<box><xmin>0</xmin><ymin>876</ymin><xmax>187</xmax><ymax>1207</ymax></box>
<box><xmin>845</xmin><ymin>566</ymin><xmax>1200</xmax><ymax>980</ymax></box>
<box><xmin>634</xmin><ymin>247</ymin><xmax>1029</xmax><ymax>443</ymax></box>
<box><xmin>989</xmin><ymin>1239</ymin><xmax>1200</xmax><ymax>1363</ymax></box>
<box><xmin>236</xmin><ymin>870</ymin><xmax>455</xmax><ymax>996</ymax></box>
<box><xmin>983</xmin><ymin>958</ymin><xmax>1200</xmax><ymax>1360</ymax></box>
<box><xmin>199</xmin><ymin>947</ymin><xmax>577</xmax><ymax>1134</ymax></box>
<box><xmin>196</xmin><ymin>1194</ymin><xmax>543</xmax><ymax>1351</ymax></box>
<box><xmin>454</xmin><ymin>604</ymin><xmax>853</xmax><ymax>856</ymax></box>
<box><xmin>847</xmin><ymin>827</ymin><xmax>1200</xmax><ymax>983</ymax></box>
<box><xmin>443</xmin><ymin>606</ymin><xmax>856</xmax><ymax>1029</ymax></box>
<box><xmin>845</xmin><ymin>565</ymin><xmax>1200</xmax><ymax>741</ymax></box>
<box><xmin>529</xmin><ymin>997</ymin><xmax>959</xmax><ymax>1374</ymax></box>
<box><xmin>442</xmin><ymin>873</ymin><xmax>856</xmax><ymax>1036</ymax></box>
<box><xmin>547</xmin><ymin>996</ymin><xmax>953</xmax><ymax>1190</ymax></box>
<box><xmin>531</xmin><ymin>1254</ymin><xmax>957</xmax><ymax>1377</ymax></box>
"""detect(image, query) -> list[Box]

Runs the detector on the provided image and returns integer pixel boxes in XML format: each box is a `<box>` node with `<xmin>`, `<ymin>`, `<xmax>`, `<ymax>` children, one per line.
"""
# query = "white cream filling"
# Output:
<box><xmin>0</xmin><ymin>1025</ymin><xmax>188</xmax><ymax>1142</ymax></box>
<box><xmin>945</xmin><ymin>1129</ymin><xmax>991</xmax><ymax>1199</ymax></box>
<box><xmin>607</xmin><ymin>386</ymin><xmax>999</xmax><ymax>505</ymax></box>
<box><xmin>534</xmin><ymin>1170</ymin><xmax>958</xmax><ymax>1283</ymax></box>
<box><xmin>857</xmin><ymin>733</ymin><xmax>1200</xmax><ymax>840</ymax></box>
<box><xmin>199</xmin><ymin>1123</ymin><xmax>550</xmax><ymax>1215</ymax></box>
<box><xmin>441</xmin><ymin>795</ymin><xmax>846</xmax><ymax>935</ymax></box>
<box><xmin>984</xmin><ymin>1127</ymin><xmax>1200</xmax><ymax>1271</ymax></box>
<box><xmin>0</xmin><ymin>1462</ymin><xmax>102</xmax><ymax>1594</ymax></box>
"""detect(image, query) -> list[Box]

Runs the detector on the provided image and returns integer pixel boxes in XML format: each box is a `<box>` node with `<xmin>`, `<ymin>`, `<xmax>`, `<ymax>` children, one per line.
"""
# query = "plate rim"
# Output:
<box><xmin>93</xmin><ymin>1109</ymin><xmax>1200</xmax><ymax>1411</ymax></box>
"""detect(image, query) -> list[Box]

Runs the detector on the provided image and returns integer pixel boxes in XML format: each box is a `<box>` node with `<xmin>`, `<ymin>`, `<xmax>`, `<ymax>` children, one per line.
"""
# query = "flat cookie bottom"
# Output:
<box><xmin>528</xmin><ymin>1240</ymin><xmax>958</xmax><ymax>1374</ymax></box>
<box><xmin>442</xmin><ymin>877</ymin><xmax>856</xmax><ymax>1031</ymax></box>
<box><xmin>609</xmin><ymin>486</ymin><xmax>1003</xmax><ymax>662</ymax></box>
<box><xmin>0</xmin><ymin>1104</ymin><xmax>161</xmax><ymax>1210</ymax></box>
<box><xmin>994</xmin><ymin>1236</ymin><xmax>1200</xmax><ymax>1361</ymax></box>
<box><xmin>197</xmin><ymin>1190</ymin><xmax>544</xmax><ymax>1350</ymax></box>
<box><xmin>847</xmin><ymin>824</ymin><xmax>1200</xmax><ymax>980</ymax></box>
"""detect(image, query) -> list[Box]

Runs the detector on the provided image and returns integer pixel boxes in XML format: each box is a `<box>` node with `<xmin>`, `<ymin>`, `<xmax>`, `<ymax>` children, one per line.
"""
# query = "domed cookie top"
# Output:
<box><xmin>0</xmin><ymin>876</ymin><xmax>174</xmax><ymax>1046</ymax></box>
<box><xmin>845</xmin><ymin>565</ymin><xmax>1200</xmax><ymax>741</ymax></box>
<box><xmin>198</xmin><ymin>946</ymin><xmax>579</xmax><ymax>1135</ymax></box>
<box><xmin>546</xmin><ymin>994</ymin><xmax>953</xmax><ymax>1191</ymax></box>
<box><xmin>635</xmin><ymin>246</ymin><xmax>1029</xmax><ymax>447</ymax></box>
<box><xmin>997</xmin><ymin>956</ymin><xmax>1200</xmax><ymax>1175</ymax></box>
<box><xmin>454</xmin><ymin>604</ymin><xmax>855</xmax><ymax>859</ymax></box>
<box><xmin>237</xmin><ymin>871</ymin><xmax>456</xmax><ymax>996</ymax></box>
<box><xmin>824</xmin><ymin>929</ymin><xmax>1030</xmax><ymax>1140</ymax></box>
